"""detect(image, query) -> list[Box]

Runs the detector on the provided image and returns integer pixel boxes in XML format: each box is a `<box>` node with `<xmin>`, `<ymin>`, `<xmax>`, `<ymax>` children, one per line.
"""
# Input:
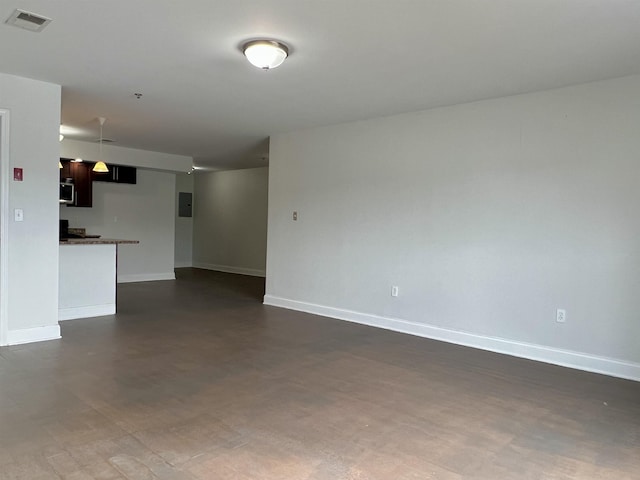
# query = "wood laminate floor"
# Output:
<box><xmin>0</xmin><ymin>268</ymin><xmax>638</xmax><ymax>479</ymax></box>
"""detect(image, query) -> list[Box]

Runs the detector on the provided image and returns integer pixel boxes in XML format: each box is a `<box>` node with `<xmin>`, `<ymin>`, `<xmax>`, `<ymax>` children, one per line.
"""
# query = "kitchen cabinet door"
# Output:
<box><xmin>71</xmin><ymin>162</ymin><xmax>93</xmax><ymax>207</ymax></box>
<box><xmin>114</xmin><ymin>165</ymin><xmax>136</xmax><ymax>184</ymax></box>
<box><xmin>60</xmin><ymin>159</ymin><xmax>93</xmax><ymax>207</ymax></box>
<box><xmin>92</xmin><ymin>164</ymin><xmax>136</xmax><ymax>184</ymax></box>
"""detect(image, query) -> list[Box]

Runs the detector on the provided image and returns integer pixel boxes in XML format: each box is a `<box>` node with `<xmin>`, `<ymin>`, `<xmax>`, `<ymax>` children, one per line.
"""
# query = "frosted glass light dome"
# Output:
<box><xmin>243</xmin><ymin>40</ymin><xmax>289</xmax><ymax>69</ymax></box>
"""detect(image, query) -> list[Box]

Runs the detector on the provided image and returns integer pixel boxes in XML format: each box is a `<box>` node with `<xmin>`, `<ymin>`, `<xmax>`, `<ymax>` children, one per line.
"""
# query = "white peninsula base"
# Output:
<box><xmin>59</xmin><ymin>239</ymin><xmax>138</xmax><ymax>321</ymax></box>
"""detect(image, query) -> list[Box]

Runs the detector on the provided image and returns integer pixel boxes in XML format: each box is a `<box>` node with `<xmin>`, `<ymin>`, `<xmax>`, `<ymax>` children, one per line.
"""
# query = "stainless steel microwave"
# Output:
<box><xmin>59</xmin><ymin>182</ymin><xmax>74</xmax><ymax>204</ymax></box>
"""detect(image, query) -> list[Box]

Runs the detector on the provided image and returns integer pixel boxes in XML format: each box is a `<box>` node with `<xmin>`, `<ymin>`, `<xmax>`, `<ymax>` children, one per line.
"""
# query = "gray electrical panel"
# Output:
<box><xmin>178</xmin><ymin>192</ymin><xmax>192</xmax><ymax>217</ymax></box>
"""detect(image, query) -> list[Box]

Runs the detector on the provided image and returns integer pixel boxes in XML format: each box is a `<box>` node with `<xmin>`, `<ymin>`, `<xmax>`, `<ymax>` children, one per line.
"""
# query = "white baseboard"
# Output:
<box><xmin>59</xmin><ymin>304</ymin><xmax>116</xmax><ymax>321</ymax></box>
<box><xmin>193</xmin><ymin>262</ymin><xmax>266</xmax><ymax>278</ymax></box>
<box><xmin>263</xmin><ymin>295</ymin><xmax>640</xmax><ymax>382</ymax></box>
<box><xmin>174</xmin><ymin>262</ymin><xmax>193</xmax><ymax>268</ymax></box>
<box><xmin>117</xmin><ymin>272</ymin><xmax>176</xmax><ymax>283</ymax></box>
<box><xmin>6</xmin><ymin>325</ymin><xmax>61</xmax><ymax>346</ymax></box>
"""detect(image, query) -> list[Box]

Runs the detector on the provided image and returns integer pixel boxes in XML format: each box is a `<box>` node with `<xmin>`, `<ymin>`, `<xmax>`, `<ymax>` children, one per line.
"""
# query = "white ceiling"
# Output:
<box><xmin>2</xmin><ymin>0</ymin><xmax>640</xmax><ymax>170</ymax></box>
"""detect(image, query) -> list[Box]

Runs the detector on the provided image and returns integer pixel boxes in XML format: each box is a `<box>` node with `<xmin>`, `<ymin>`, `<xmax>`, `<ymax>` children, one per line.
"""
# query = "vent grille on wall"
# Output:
<box><xmin>5</xmin><ymin>9</ymin><xmax>51</xmax><ymax>32</ymax></box>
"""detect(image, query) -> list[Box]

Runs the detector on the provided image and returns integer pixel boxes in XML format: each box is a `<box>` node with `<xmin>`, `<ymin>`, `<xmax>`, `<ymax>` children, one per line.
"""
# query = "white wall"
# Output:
<box><xmin>60</xmin><ymin>169</ymin><xmax>176</xmax><ymax>282</ymax></box>
<box><xmin>0</xmin><ymin>73</ymin><xmax>61</xmax><ymax>345</ymax></box>
<box><xmin>61</xmin><ymin>139</ymin><xmax>192</xmax><ymax>172</ymax></box>
<box><xmin>193</xmin><ymin>167</ymin><xmax>268</xmax><ymax>277</ymax></box>
<box><xmin>266</xmin><ymin>74</ymin><xmax>640</xmax><ymax>381</ymax></box>
<box><xmin>175</xmin><ymin>173</ymin><xmax>194</xmax><ymax>268</ymax></box>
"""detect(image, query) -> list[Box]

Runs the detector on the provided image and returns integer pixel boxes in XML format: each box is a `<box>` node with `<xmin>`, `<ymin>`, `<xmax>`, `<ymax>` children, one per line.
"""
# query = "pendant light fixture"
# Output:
<box><xmin>242</xmin><ymin>40</ymin><xmax>289</xmax><ymax>69</ymax></box>
<box><xmin>92</xmin><ymin>117</ymin><xmax>109</xmax><ymax>173</ymax></box>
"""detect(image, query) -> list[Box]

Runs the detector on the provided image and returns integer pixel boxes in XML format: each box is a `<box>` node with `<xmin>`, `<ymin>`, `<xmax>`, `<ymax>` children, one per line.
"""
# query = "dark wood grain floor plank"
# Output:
<box><xmin>0</xmin><ymin>268</ymin><xmax>638</xmax><ymax>479</ymax></box>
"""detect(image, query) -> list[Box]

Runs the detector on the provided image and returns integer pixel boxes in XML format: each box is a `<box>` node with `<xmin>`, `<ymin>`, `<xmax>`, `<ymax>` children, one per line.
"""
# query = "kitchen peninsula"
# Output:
<box><xmin>59</xmin><ymin>238</ymin><xmax>139</xmax><ymax>321</ymax></box>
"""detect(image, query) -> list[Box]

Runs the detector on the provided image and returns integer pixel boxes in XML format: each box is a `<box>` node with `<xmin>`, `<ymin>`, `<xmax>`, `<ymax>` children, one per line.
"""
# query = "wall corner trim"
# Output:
<box><xmin>263</xmin><ymin>295</ymin><xmax>640</xmax><ymax>382</ymax></box>
<box><xmin>0</xmin><ymin>109</ymin><xmax>10</xmax><ymax>347</ymax></box>
<box><xmin>6</xmin><ymin>325</ymin><xmax>61</xmax><ymax>346</ymax></box>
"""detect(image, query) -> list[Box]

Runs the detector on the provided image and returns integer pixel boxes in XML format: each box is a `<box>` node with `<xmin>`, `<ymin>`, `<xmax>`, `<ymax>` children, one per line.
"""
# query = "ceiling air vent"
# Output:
<box><xmin>5</xmin><ymin>9</ymin><xmax>51</xmax><ymax>32</ymax></box>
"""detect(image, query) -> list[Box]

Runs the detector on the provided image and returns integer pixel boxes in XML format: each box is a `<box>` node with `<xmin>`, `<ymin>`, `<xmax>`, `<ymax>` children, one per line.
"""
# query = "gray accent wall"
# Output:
<box><xmin>193</xmin><ymin>167</ymin><xmax>268</xmax><ymax>277</ymax></box>
<box><xmin>265</xmin><ymin>74</ymin><xmax>640</xmax><ymax>380</ymax></box>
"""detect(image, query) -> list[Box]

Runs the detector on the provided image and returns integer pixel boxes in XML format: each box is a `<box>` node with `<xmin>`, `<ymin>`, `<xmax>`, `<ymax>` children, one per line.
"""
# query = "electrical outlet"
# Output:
<box><xmin>556</xmin><ymin>308</ymin><xmax>566</xmax><ymax>323</ymax></box>
<box><xmin>391</xmin><ymin>286</ymin><xmax>399</xmax><ymax>297</ymax></box>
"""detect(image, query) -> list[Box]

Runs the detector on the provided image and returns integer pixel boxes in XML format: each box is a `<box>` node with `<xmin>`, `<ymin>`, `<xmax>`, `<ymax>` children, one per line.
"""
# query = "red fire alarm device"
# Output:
<box><xmin>13</xmin><ymin>168</ymin><xmax>23</xmax><ymax>182</ymax></box>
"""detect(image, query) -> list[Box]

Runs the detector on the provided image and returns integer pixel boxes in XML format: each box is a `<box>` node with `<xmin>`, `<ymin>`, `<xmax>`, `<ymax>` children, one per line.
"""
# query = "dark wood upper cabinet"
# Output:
<box><xmin>71</xmin><ymin>162</ymin><xmax>93</xmax><ymax>207</ymax></box>
<box><xmin>114</xmin><ymin>165</ymin><xmax>137</xmax><ymax>184</ymax></box>
<box><xmin>92</xmin><ymin>164</ymin><xmax>137</xmax><ymax>184</ymax></box>
<box><xmin>60</xmin><ymin>160</ymin><xmax>72</xmax><ymax>181</ymax></box>
<box><xmin>90</xmin><ymin>169</ymin><xmax>111</xmax><ymax>182</ymax></box>
<box><xmin>60</xmin><ymin>158</ymin><xmax>93</xmax><ymax>208</ymax></box>
<box><xmin>60</xmin><ymin>159</ymin><xmax>137</xmax><ymax>208</ymax></box>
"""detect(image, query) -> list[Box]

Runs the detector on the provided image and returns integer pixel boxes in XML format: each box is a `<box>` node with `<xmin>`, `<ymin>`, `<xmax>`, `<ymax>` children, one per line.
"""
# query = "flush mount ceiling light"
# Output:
<box><xmin>242</xmin><ymin>40</ymin><xmax>289</xmax><ymax>70</ymax></box>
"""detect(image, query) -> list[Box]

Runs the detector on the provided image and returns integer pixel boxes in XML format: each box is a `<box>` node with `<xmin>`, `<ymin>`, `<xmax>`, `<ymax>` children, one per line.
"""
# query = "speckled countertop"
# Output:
<box><xmin>60</xmin><ymin>238</ymin><xmax>139</xmax><ymax>245</ymax></box>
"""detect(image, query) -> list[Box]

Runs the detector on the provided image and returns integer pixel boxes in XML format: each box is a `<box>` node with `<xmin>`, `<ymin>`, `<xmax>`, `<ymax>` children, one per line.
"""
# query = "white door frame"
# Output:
<box><xmin>0</xmin><ymin>109</ymin><xmax>10</xmax><ymax>346</ymax></box>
